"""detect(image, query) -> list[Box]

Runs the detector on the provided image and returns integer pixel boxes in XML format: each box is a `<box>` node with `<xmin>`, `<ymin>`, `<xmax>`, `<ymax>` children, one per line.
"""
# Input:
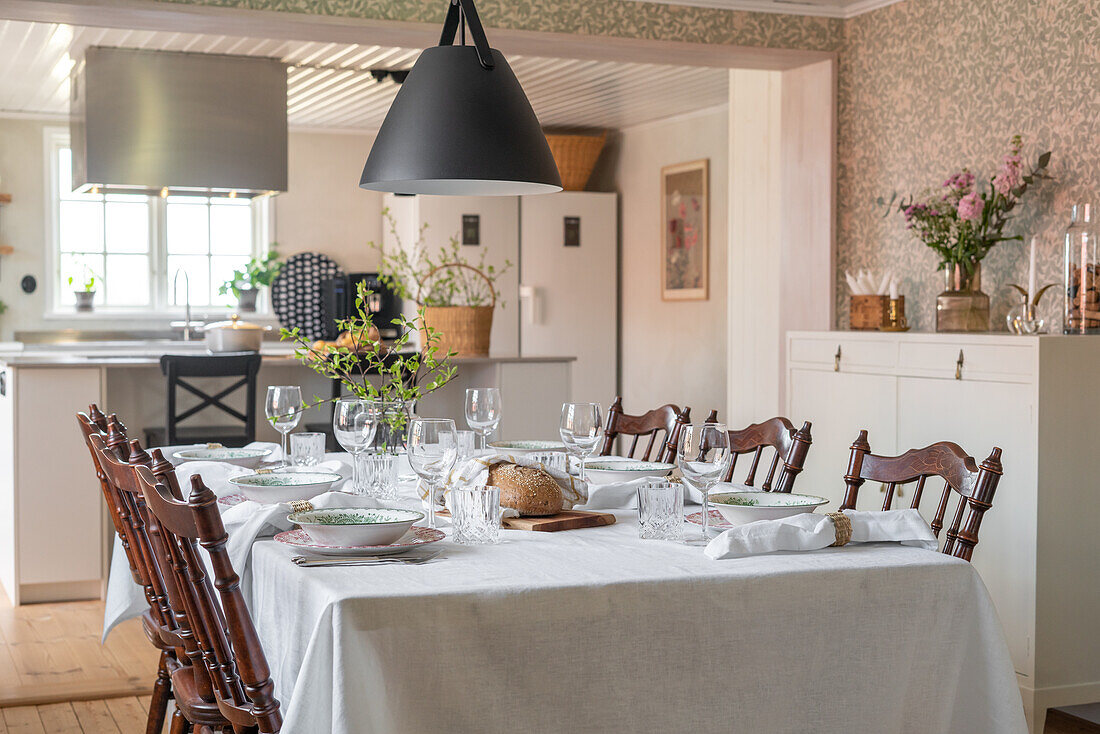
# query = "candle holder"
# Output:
<box><xmin>879</xmin><ymin>297</ymin><xmax>909</xmax><ymax>332</ymax></box>
<box><xmin>1007</xmin><ymin>282</ymin><xmax>1056</xmax><ymax>335</ymax></box>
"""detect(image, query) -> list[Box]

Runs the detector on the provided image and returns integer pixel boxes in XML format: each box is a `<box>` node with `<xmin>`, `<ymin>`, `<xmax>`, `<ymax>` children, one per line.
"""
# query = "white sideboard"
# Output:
<box><xmin>787</xmin><ymin>331</ymin><xmax>1100</xmax><ymax>732</ymax></box>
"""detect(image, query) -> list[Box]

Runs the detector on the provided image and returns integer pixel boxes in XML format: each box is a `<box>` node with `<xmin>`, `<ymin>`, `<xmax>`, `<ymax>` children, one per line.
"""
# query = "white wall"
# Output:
<box><xmin>611</xmin><ymin>104</ymin><xmax>729</xmax><ymax>422</ymax></box>
<box><xmin>0</xmin><ymin>118</ymin><xmax>383</xmax><ymax>340</ymax></box>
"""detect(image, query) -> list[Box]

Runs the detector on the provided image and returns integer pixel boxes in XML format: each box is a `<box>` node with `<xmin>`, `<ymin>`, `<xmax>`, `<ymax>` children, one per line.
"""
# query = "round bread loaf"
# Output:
<box><xmin>487</xmin><ymin>463</ymin><xmax>563</xmax><ymax>517</ymax></box>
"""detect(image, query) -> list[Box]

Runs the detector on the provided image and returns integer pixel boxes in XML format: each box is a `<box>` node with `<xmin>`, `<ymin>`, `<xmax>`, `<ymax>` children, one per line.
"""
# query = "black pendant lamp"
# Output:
<box><xmin>359</xmin><ymin>0</ymin><xmax>562</xmax><ymax>196</ymax></box>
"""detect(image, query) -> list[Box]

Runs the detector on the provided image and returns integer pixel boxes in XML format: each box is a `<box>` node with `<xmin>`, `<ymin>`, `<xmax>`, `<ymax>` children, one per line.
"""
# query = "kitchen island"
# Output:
<box><xmin>0</xmin><ymin>341</ymin><xmax>574</xmax><ymax>604</ymax></box>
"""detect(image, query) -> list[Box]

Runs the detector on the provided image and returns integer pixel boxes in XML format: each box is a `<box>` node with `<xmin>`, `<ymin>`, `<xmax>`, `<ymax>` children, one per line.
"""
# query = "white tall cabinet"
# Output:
<box><xmin>786</xmin><ymin>331</ymin><xmax>1100</xmax><ymax>732</ymax></box>
<box><xmin>519</xmin><ymin>192</ymin><xmax>617</xmax><ymax>405</ymax></box>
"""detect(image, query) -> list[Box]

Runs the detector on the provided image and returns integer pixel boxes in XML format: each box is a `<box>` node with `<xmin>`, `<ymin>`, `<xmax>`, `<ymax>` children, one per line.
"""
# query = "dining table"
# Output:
<box><xmin>102</xmin><ymin>444</ymin><xmax>1028</xmax><ymax>734</ymax></box>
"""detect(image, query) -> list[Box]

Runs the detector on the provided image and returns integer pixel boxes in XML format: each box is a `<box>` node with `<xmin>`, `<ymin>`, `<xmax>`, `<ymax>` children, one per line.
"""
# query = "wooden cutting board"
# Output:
<box><xmin>436</xmin><ymin>509</ymin><xmax>616</xmax><ymax>532</ymax></box>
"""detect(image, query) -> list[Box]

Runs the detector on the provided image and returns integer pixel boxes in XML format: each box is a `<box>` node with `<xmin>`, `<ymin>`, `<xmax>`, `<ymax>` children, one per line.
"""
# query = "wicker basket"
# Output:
<box><xmin>417</xmin><ymin>263</ymin><xmax>497</xmax><ymax>357</ymax></box>
<box><xmin>544</xmin><ymin>132</ymin><xmax>606</xmax><ymax>191</ymax></box>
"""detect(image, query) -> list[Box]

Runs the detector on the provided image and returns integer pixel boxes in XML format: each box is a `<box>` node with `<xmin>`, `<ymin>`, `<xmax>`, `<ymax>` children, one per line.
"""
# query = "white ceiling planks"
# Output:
<box><xmin>0</xmin><ymin>18</ymin><xmax>728</xmax><ymax>131</ymax></box>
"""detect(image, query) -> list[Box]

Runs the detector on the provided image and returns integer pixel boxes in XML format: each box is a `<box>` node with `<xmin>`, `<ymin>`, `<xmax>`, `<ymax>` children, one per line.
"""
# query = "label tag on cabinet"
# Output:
<box><xmin>462</xmin><ymin>215</ymin><xmax>480</xmax><ymax>246</ymax></box>
<box><xmin>564</xmin><ymin>216</ymin><xmax>581</xmax><ymax>247</ymax></box>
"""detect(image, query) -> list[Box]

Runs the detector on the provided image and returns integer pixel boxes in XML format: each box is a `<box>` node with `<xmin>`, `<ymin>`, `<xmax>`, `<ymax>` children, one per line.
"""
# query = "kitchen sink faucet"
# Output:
<box><xmin>173</xmin><ymin>269</ymin><xmax>192</xmax><ymax>341</ymax></box>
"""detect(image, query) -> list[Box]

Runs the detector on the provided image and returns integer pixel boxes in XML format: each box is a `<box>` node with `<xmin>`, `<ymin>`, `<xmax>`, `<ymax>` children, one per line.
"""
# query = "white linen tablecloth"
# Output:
<box><xmin>249</xmin><ymin>516</ymin><xmax>1026</xmax><ymax>734</ymax></box>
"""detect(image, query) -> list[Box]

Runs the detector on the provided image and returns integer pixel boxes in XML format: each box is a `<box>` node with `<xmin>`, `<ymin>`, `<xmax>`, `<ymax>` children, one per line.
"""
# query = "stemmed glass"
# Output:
<box><xmin>559</xmin><ymin>402</ymin><xmax>602</xmax><ymax>482</ymax></box>
<box><xmin>407</xmin><ymin>418</ymin><xmax>458</xmax><ymax>530</ymax></box>
<box><xmin>265</xmin><ymin>386</ymin><xmax>302</xmax><ymax>468</ymax></box>
<box><xmin>677</xmin><ymin>423</ymin><xmax>731</xmax><ymax>545</ymax></box>
<box><xmin>333</xmin><ymin>399</ymin><xmax>379</xmax><ymax>495</ymax></box>
<box><xmin>465</xmin><ymin>388</ymin><xmax>502</xmax><ymax>450</ymax></box>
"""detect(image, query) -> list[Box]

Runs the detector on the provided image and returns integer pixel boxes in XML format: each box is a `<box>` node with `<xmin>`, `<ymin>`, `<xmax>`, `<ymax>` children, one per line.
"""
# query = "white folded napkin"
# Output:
<box><xmin>704</xmin><ymin>508</ymin><xmax>938</xmax><ymax>560</ymax></box>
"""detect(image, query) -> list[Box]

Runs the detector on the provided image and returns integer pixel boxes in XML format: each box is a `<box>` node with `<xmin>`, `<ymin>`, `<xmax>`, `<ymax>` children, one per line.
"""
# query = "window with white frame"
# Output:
<box><xmin>47</xmin><ymin>129</ymin><xmax>270</xmax><ymax>314</ymax></box>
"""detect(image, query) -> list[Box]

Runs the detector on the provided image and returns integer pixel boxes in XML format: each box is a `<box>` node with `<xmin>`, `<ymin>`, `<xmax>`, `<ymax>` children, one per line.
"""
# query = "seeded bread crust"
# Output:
<box><xmin>487</xmin><ymin>463</ymin><xmax>564</xmax><ymax>517</ymax></box>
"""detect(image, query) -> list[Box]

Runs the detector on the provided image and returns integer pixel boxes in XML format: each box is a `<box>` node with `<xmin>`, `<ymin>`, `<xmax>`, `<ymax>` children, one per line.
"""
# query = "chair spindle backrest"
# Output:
<box><xmin>133</xmin><ymin>463</ymin><xmax>283</xmax><ymax>732</ymax></box>
<box><xmin>600</xmin><ymin>396</ymin><xmax>691</xmax><ymax>463</ymax></box>
<box><xmin>721</xmin><ymin>418</ymin><xmax>813</xmax><ymax>493</ymax></box>
<box><xmin>840</xmin><ymin>430</ymin><xmax>1003</xmax><ymax>561</ymax></box>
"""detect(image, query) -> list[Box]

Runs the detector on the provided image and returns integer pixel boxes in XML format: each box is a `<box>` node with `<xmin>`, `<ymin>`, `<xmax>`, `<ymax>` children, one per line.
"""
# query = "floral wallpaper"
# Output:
<box><xmin>836</xmin><ymin>0</ymin><xmax>1100</xmax><ymax>332</ymax></box>
<box><xmin>154</xmin><ymin>0</ymin><xmax>841</xmax><ymax>50</ymax></box>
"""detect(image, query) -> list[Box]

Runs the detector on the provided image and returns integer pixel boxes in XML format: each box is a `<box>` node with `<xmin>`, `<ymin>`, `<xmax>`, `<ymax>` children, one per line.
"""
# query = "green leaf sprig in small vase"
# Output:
<box><xmin>219</xmin><ymin>245</ymin><xmax>283</xmax><ymax>312</ymax></box>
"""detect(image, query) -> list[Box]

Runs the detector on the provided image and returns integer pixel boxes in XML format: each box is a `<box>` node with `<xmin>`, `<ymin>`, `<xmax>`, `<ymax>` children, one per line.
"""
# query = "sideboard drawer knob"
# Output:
<box><xmin>834</xmin><ymin>345</ymin><xmax>842</xmax><ymax>372</ymax></box>
<box><xmin>955</xmin><ymin>349</ymin><xmax>964</xmax><ymax>380</ymax></box>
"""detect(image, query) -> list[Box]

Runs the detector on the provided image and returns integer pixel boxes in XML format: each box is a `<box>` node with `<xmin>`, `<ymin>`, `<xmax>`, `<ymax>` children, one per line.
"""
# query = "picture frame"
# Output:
<box><xmin>660</xmin><ymin>158</ymin><xmax>709</xmax><ymax>301</ymax></box>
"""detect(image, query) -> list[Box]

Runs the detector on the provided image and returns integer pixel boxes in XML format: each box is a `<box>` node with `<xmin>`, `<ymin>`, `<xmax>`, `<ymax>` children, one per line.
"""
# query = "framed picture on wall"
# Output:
<box><xmin>660</xmin><ymin>158</ymin><xmax>709</xmax><ymax>301</ymax></box>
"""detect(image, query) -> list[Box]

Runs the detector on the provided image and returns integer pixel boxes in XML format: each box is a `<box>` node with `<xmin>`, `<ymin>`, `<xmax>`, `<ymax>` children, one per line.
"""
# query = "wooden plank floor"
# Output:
<box><xmin>0</xmin><ymin>593</ymin><xmax>158</xmax><ymax>708</ymax></box>
<box><xmin>0</xmin><ymin>696</ymin><xmax>174</xmax><ymax>733</ymax></box>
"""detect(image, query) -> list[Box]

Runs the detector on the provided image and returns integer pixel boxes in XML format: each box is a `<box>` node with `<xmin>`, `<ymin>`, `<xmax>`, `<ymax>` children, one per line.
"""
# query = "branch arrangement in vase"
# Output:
<box><xmin>370</xmin><ymin>208</ymin><xmax>512</xmax><ymax>308</ymax></box>
<box><xmin>280</xmin><ymin>280</ymin><xmax>457</xmax><ymax>450</ymax></box>
<box><xmin>880</xmin><ymin>135</ymin><xmax>1052</xmax><ymax>273</ymax></box>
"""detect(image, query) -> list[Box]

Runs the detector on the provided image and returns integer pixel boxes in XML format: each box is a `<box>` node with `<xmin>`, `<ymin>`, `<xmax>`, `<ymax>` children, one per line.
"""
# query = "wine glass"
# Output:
<box><xmin>265</xmin><ymin>386</ymin><xmax>302</xmax><ymax>467</ymax></box>
<box><xmin>559</xmin><ymin>402</ymin><xmax>602</xmax><ymax>482</ymax></box>
<box><xmin>333</xmin><ymin>399</ymin><xmax>379</xmax><ymax>495</ymax></box>
<box><xmin>464</xmin><ymin>388</ymin><xmax>502</xmax><ymax>450</ymax></box>
<box><xmin>677</xmin><ymin>423</ymin><xmax>731</xmax><ymax>545</ymax></box>
<box><xmin>407</xmin><ymin>418</ymin><xmax>458</xmax><ymax>530</ymax></box>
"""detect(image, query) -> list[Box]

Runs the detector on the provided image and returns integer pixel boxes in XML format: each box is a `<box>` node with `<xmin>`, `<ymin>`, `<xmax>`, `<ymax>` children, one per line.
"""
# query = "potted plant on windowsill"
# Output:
<box><xmin>218</xmin><ymin>246</ymin><xmax>282</xmax><ymax>312</ymax></box>
<box><xmin>370</xmin><ymin>208</ymin><xmax>511</xmax><ymax>357</ymax></box>
<box><xmin>69</xmin><ymin>270</ymin><xmax>98</xmax><ymax>312</ymax></box>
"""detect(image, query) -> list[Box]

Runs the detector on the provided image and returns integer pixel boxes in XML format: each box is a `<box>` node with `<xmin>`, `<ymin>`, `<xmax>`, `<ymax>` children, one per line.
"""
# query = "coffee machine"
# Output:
<box><xmin>321</xmin><ymin>273</ymin><xmax>403</xmax><ymax>340</ymax></box>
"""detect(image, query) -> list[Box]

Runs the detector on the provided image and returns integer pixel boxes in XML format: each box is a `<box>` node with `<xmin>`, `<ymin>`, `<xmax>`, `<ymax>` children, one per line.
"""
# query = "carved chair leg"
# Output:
<box><xmin>147</xmin><ymin>650</ymin><xmax>173</xmax><ymax>734</ymax></box>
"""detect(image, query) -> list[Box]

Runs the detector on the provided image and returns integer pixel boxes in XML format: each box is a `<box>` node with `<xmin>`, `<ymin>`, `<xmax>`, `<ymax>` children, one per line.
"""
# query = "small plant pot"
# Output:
<box><xmin>237</xmin><ymin>287</ymin><xmax>259</xmax><ymax>312</ymax></box>
<box><xmin>74</xmin><ymin>290</ymin><xmax>96</xmax><ymax>312</ymax></box>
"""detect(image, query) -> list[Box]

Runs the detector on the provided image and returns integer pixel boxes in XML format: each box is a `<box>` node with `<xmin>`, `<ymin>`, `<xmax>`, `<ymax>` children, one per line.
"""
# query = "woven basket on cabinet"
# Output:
<box><xmin>417</xmin><ymin>263</ymin><xmax>497</xmax><ymax>357</ymax></box>
<box><xmin>544</xmin><ymin>132</ymin><xmax>606</xmax><ymax>191</ymax></box>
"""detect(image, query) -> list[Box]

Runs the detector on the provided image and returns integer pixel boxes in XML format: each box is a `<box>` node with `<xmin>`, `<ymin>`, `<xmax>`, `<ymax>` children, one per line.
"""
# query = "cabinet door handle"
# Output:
<box><xmin>955</xmin><ymin>349</ymin><xmax>964</xmax><ymax>380</ymax></box>
<box><xmin>834</xmin><ymin>345</ymin><xmax>842</xmax><ymax>372</ymax></box>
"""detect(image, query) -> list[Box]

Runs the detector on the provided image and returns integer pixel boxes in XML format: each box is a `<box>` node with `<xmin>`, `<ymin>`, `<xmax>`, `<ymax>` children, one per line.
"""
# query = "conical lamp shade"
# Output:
<box><xmin>359</xmin><ymin>46</ymin><xmax>562</xmax><ymax>196</ymax></box>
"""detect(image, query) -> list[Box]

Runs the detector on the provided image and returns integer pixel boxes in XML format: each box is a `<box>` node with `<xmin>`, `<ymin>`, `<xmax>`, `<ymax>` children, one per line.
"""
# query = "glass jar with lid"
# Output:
<box><xmin>1064</xmin><ymin>204</ymin><xmax>1098</xmax><ymax>334</ymax></box>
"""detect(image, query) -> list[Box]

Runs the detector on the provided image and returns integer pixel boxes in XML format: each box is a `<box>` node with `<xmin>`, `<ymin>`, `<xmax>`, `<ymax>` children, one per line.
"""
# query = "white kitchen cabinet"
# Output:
<box><xmin>787</xmin><ymin>331</ymin><xmax>1100</xmax><ymax>733</ymax></box>
<box><xmin>0</xmin><ymin>363</ymin><xmax>105</xmax><ymax>604</ymax></box>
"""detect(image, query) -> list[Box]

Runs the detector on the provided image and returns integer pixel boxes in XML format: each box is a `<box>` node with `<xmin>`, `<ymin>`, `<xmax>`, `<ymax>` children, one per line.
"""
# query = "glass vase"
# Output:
<box><xmin>1063</xmin><ymin>204</ymin><xmax>1098</xmax><ymax>334</ymax></box>
<box><xmin>936</xmin><ymin>260</ymin><xmax>990</xmax><ymax>332</ymax></box>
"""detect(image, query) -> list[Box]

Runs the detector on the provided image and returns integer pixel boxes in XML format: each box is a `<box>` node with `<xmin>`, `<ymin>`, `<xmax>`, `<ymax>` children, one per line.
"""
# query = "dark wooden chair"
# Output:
<box><xmin>600</xmin><ymin>396</ymin><xmax>691</xmax><ymax>463</ymax></box>
<box><xmin>840</xmin><ymin>430</ymin><xmax>1004</xmax><ymax>562</ymax></box>
<box><xmin>145</xmin><ymin>352</ymin><xmax>263</xmax><ymax>448</ymax></box>
<box><xmin>90</xmin><ymin>434</ymin><xmax>282</xmax><ymax>733</ymax></box>
<box><xmin>134</xmin><ymin>451</ymin><xmax>283</xmax><ymax>734</ymax></box>
<box><xmin>78</xmin><ymin>407</ymin><xmax>176</xmax><ymax>734</ymax></box>
<box><xmin>721</xmin><ymin>417</ymin><xmax>813</xmax><ymax>492</ymax></box>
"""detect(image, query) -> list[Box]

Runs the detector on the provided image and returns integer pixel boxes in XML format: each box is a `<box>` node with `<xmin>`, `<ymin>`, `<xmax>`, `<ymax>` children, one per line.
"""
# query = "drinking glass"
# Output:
<box><xmin>443</xmin><ymin>430</ymin><xmax>477</xmax><ymax>468</ymax></box>
<box><xmin>528</xmin><ymin>451</ymin><xmax>568</xmax><ymax>474</ymax></box>
<box><xmin>559</xmin><ymin>402</ymin><xmax>602</xmax><ymax>482</ymax></box>
<box><xmin>333</xmin><ymin>399</ymin><xmax>379</xmax><ymax>495</ymax></box>
<box><xmin>364</xmin><ymin>452</ymin><xmax>399</xmax><ymax>501</ymax></box>
<box><xmin>265</xmin><ymin>386</ymin><xmax>302</xmax><ymax>467</ymax></box>
<box><xmin>407</xmin><ymin>418</ymin><xmax>458</xmax><ymax>529</ymax></box>
<box><xmin>464</xmin><ymin>388</ymin><xmax>502</xmax><ymax>450</ymax></box>
<box><xmin>290</xmin><ymin>432</ymin><xmax>325</xmax><ymax>467</ymax></box>
<box><xmin>637</xmin><ymin>479</ymin><xmax>685</xmax><ymax>541</ymax></box>
<box><xmin>451</xmin><ymin>485</ymin><xmax>502</xmax><ymax>545</ymax></box>
<box><xmin>677</xmin><ymin>423</ymin><xmax>731</xmax><ymax>545</ymax></box>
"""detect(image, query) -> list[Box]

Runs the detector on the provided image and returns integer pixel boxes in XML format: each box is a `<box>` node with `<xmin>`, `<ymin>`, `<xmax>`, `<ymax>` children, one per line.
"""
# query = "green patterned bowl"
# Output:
<box><xmin>287</xmin><ymin>507</ymin><xmax>424</xmax><ymax>546</ymax></box>
<box><xmin>172</xmin><ymin>446</ymin><xmax>272</xmax><ymax>468</ymax></box>
<box><xmin>583</xmin><ymin>458</ymin><xmax>674</xmax><ymax>484</ymax></box>
<box><xmin>228</xmin><ymin>471</ymin><xmax>342</xmax><ymax>504</ymax></box>
<box><xmin>709</xmin><ymin>490</ymin><xmax>828</xmax><ymax>526</ymax></box>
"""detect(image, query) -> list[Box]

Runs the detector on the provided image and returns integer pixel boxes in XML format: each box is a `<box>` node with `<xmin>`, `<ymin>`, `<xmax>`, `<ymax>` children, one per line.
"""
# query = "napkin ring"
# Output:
<box><xmin>206</xmin><ymin>442</ymin><xmax>224</xmax><ymax>449</ymax></box>
<box><xmin>288</xmin><ymin>500</ymin><xmax>314</xmax><ymax>514</ymax></box>
<box><xmin>827</xmin><ymin>512</ymin><xmax>852</xmax><ymax>547</ymax></box>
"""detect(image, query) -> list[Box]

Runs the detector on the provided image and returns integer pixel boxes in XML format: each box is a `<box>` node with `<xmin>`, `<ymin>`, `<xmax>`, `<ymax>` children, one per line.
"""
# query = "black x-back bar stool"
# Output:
<box><xmin>144</xmin><ymin>352</ymin><xmax>263</xmax><ymax>448</ymax></box>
